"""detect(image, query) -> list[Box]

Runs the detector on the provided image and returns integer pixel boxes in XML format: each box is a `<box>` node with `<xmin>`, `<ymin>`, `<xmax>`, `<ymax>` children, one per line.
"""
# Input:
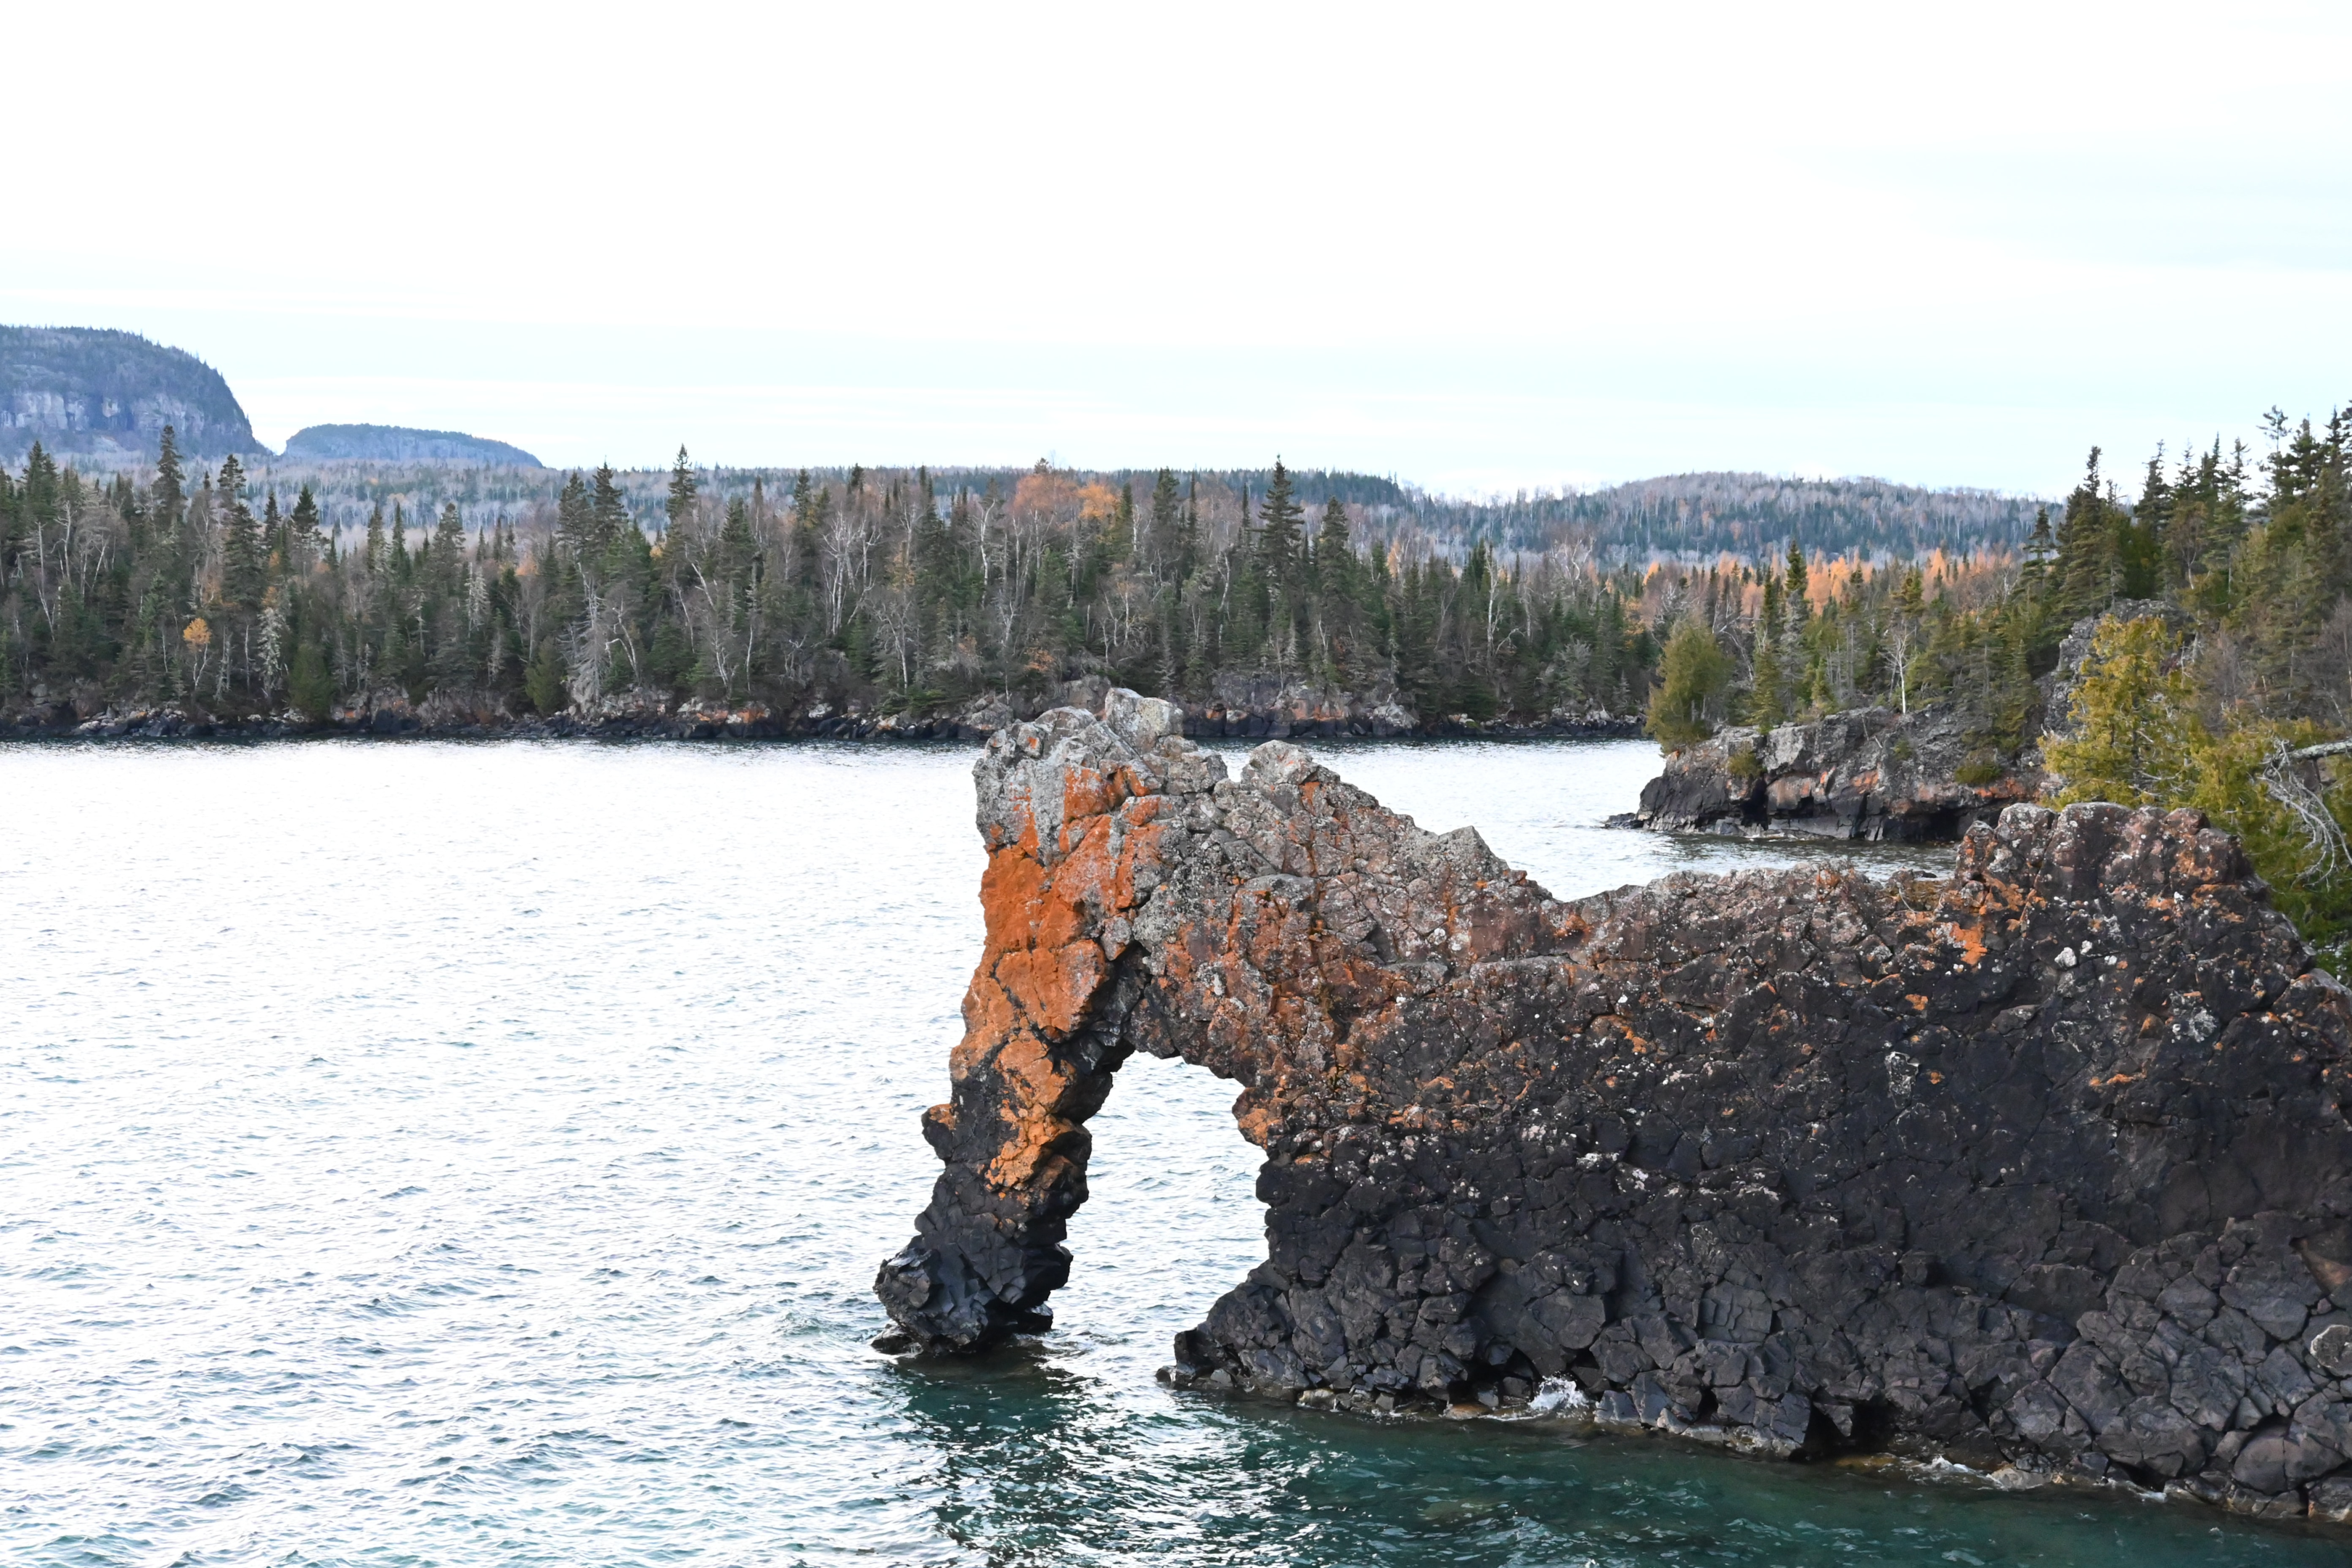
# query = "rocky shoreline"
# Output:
<box><xmin>0</xmin><ymin>675</ymin><xmax>1641</xmax><ymax>745</ymax></box>
<box><xmin>876</xmin><ymin>691</ymin><xmax>2352</xmax><ymax>1527</ymax></box>
<box><xmin>1622</xmin><ymin>702</ymin><xmax>2041</xmax><ymax>841</ymax></box>
<box><xmin>1617</xmin><ymin>605</ymin><xmax>2183</xmax><ymax>845</ymax></box>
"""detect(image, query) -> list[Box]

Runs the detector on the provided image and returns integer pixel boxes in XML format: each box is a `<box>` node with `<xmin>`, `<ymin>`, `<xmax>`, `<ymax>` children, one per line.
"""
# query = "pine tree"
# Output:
<box><xmin>2120</xmin><ymin>452</ymin><xmax>2170</xmax><ymax>597</ymax></box>
<box><xmin>2022</xmin><ymin>507</ymin><xmax>2057</xmax><ymax>582</ymax></box>
<box><xmin>2052</xmin><ymin>448</ymin><xmax>2119</xmax><ymax>619</ymax></box>
<box><xmin>153</xmin><ymin>425</ymin><xmax>184</xmax><ymax>529</ymax></box>
<box><xmin>591</xmin><ymin>465</ymin><xmax>630</xmax><ymax>552</ymax></box>
<box><xmin>1147</xmin><ymin>468</ymin><xmax>1181</xmax><ymax>573</ymax></box>
<box><xmin>220</xmin><ymin>454</ymin><xmax>264</xmax><ymax>614</ymax></box>
<box><xmin>1257</xmin><ymin>459</ymin><xmax>1304</xmax><ymax>596</ymax></box>
<box><xmin>290</xmin><ymin>484</ymin><xmax>323</xmax><ymax>563</ymax></box>
<box><xmin>1782</xmin><ymin>540</ymin><xmax>1810</xmax><ymax>632</ymax></box>
<box><xmin>1313</xmin><ymin>497</ymin><xmax>1350</xmax><ymax>588</ymax></box>
<box><xmin>665</xmin><ymin>446</ymin><xmax>698</xmax><ymax>541</ymax></box>
<box><xmin>432</xmin><ymin>502</ymin><xmax>467</xmax><ymax>592</ymax></box>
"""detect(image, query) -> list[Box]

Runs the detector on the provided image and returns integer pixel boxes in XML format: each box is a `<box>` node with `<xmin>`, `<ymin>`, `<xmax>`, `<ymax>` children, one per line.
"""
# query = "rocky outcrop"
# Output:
<box><xmin>1629</xmin><ymin>604</ymin><xmax>2198</xmax><ymax>844</ymax></box>
<box><xmin>6</xmin><ymin>690</ymin><xmax>814</xmax><ymax>742</ymax></box>
<box><xmin>1175</xmin><ymin>671</ymin><xmax>1635</xmax><ymax>740</ymax></box>
<box><xmin>1629</xmin><ymin>704</ymin><xmax>2040</xmax><ymax>840</ymax></box>
<box><xmin>875</xmin><ymin>693</ymin><xmax>2352</xmax><ymax>1522</ymax></box>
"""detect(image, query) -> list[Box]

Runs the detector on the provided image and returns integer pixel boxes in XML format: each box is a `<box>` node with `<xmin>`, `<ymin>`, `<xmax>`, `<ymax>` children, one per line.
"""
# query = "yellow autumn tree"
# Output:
<box><xmin>2042</xmin><ymin>616</ymin><xmax>2194</xmax><ymax>807</ymax></box>
<box><xmin>1645</xmin><ymin>618</ymin><xmax>1732</xmax><ymax>749</ymax></box>
<box><xmin>2046</xmin><ymin>614</ymin><xmax>2352</xmax><ymax>965</ymax></box>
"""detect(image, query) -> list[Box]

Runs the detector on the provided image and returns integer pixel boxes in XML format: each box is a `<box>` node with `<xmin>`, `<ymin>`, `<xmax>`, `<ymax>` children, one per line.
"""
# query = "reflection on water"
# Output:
<box><xmin>1</xmin><ymin>737</ymin><xmax>2337</xmax><ymax>1565</ymax></box>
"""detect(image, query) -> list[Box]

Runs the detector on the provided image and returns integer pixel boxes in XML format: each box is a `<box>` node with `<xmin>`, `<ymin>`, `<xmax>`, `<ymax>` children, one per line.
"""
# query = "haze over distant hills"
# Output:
<box><xmin>282</xmin><ymin>423</ymin><xmax>543</xmax><ymax>467</ymax></box>
<box><xmin>0</xmin><ymin>326</ymin><xmax>262</xmax><ymax>462</ymax></box>
<box><xmin>0</xmin><ymin>323</ymin><xmax>2049</xmax><ymax>561</ymax></box>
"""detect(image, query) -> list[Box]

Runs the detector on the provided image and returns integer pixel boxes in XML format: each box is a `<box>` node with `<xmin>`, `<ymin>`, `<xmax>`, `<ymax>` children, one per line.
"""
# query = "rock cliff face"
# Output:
<box><xmin>877</xmin><ymin>694</ymin><xmax>2352</xmax><ymax>1522</ymax></box>
<box><xmin>1</xmin><ymin>325</ymin><xmax>261</xmax><ymax>462</ymax></box>
<box><xmin>1630</xmin><ymin>704</ymin><xmax>2039</xmax><ymax>840</ymax></box>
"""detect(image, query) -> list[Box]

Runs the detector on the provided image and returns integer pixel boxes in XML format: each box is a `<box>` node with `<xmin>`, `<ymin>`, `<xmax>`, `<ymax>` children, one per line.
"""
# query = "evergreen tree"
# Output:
<box><xmin>1147</xmin><ymin>468</ymin><xmax>1182</xmax><ymax>573</ymax></box>
<box><xmin>290</xmin><ymin>484</ymin><xmax>323</xmax><ymax>563</ymax></box>
<box><xmin>2022</xmin><ymin>507</ymin><xmax>2057</xmax><ymax>582</ymax></box>
<box><xmin>1257</xmin><ymin>458</ymin><xmax>1305</xmax><ymax>597</ymax></box>
<box><xmin>2052</xmin><ymin>447</ymin><xmax>2120</xmax><ymax>618</ymax></box>
<box><xmin>432</xmin><ymin>501</ymin><xmax>467</xmax><ymax>584</ymax></box>
<box><xmin>591</xmin><ymin>464</ymin><xmax>630</xmax><ymax>552</ymax></box>
<box><xmin>665</xmin><ymin>446</ymin><xmax>698</xmax><ymax>539</ymax></box>
<box><xmin>1782</xmin><ymin>540</ymin><xmax>1810</xmax><ymax>632</ymax></box>
<box><xmin>1647</xmin><ymin>618</ymin><xmax>1731</xmax><ymax>746</ymax></box>
<box><xmin>220</xmin><ymin>454</ymin><xmax>264</xmax><ymax>613</ymax></box>
<box><xmin>152</xmin><ymin>424</ymin><xmax>184</xmax><ymax>529</ymax></box>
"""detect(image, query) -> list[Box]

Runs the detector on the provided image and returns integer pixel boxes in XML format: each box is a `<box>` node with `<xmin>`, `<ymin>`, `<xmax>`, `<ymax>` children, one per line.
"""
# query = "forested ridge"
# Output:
<box><xmin>1413</xmin><ymin>471</ymin><xmax>2044</xmax><ymax>561</ymax></box>
<box><xmin>1</xmin><ymin>327</ymin><xmax>259</xmax><ymax>462</ymax></box>
<box><xmin>280</xmin><ymin>425</ymin><xmax>545</xmax><ymax>467</ymax></box>
<box><xmin>0</xmin><ymin>437</ymin><xmax>1658</xmax><ymax>732</ymax></box>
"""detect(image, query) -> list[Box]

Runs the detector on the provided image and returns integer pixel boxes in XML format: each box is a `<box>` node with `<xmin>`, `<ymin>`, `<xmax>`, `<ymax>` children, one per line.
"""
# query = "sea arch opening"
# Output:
<box><xmin>1053</xmin><ymin>1051</ymin><xmax>1269</xmax><ymax>1369</ymax></box>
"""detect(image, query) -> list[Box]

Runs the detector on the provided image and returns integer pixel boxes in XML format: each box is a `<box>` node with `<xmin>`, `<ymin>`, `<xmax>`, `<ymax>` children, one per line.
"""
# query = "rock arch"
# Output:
<box><xmin>877</xmin><ymin>693</ymin><xmax>2352</xmax><ymax>1522</ymax></box>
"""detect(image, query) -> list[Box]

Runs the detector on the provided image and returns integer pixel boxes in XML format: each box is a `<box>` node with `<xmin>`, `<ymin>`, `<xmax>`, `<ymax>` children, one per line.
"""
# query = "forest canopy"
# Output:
<box><xmin>4</xmin><ymin>417</ymin><xmax>2343</xmax><ymax>778</ymax></box>
<box><xmin>0</xmin><ymin>442</ymin><xmax>1658</xmax><ymax>728</ymax></box>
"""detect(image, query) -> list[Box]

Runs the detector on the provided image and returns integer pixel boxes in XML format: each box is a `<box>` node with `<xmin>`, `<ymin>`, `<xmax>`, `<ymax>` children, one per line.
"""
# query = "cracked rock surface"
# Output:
<box><xmin>1630</xmin><ymin>704</ymin><xmax>2040</xmax><ymax>841</ymax></box>
<box><xmin>875</xmin><ymin>694</ymin><xmax>2352</xmax><ymax>1524</ymax></box>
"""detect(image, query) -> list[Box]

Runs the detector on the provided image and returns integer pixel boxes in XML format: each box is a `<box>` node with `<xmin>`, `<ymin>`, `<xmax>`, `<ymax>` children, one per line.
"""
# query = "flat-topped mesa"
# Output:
<box><xmin>875</xmin><ymin>691</ymin><xmax>2352</xmax><ymax>1523</ymax></box>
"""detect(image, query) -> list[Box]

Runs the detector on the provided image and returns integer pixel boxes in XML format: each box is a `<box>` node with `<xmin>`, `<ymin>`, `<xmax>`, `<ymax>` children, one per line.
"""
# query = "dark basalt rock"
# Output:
<box><xmin>1628</xmin><ymin>605</ymin><xmax>2193</xmax><ymax>844</ymax></box>
<box><xmin>876</xmin><ymin>690</ymin><xmax>2352</xmax><ymax>1523</ymax></box>
<box><xmin>1630</xmin><ymin>703</ymin><xmax>2038</xmax><ymax>841</ymax></box>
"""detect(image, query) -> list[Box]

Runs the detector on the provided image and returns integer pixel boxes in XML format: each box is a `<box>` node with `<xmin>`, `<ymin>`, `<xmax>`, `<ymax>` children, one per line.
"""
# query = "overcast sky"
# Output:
<box><xmin>8</xmin><ymin>1</ymin><xmax>2349</xmax><ymax>495</ymax></box>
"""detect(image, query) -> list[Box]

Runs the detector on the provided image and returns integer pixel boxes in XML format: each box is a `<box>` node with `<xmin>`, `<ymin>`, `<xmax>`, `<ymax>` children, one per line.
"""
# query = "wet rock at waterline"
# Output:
<box><xmin>1627</xmin><ymin>703</ymin><xmax>2041</xmax><ymax>841</ymax></box>
<box><xmin>875</xmin><ymin>689</ymin><xmax>2352</xmax><ymax>1523</ymax></box>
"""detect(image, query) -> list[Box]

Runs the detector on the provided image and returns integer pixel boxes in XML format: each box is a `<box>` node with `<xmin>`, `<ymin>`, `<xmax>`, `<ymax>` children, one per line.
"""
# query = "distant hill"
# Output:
<box><xmin>282</xmin><ymin>423</ymin><xmax>544</xmax><ymax>467</ymax></box>
<box><xmin>1392</xmin><ymin>471</ymin><xmax>2047</xmax><ymax>563</ymax></box>
<box><xmin>0</xmin><ymin>325</ymin><xmax>263</xmax><ymax>462</ymax></box>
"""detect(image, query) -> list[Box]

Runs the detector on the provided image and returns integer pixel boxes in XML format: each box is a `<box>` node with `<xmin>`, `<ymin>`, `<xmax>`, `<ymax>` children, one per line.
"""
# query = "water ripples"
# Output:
<box><xmin>1</xmin><ymin>738</ymin><xmax>2338</xmax><ymax>1565</ymax></box>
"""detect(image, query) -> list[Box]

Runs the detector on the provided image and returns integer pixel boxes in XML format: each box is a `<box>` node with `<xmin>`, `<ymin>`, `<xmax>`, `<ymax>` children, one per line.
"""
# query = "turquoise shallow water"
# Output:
<box><xmin>2</xmin><ymin>738</ymin><xmax>2343</xmax><ymax>1566</ymax></box>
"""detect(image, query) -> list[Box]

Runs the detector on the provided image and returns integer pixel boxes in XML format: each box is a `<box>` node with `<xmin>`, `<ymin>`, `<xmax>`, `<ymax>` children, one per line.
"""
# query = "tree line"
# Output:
<box><xmin>1641</xmin><ymin>408</ymin><xmax>2352</xmax><ymax>959</ymax></box>
<box><xmin>0</xmin><ymin>436</ymin><xmax>1657</xmax><ymax>727</ymax></box>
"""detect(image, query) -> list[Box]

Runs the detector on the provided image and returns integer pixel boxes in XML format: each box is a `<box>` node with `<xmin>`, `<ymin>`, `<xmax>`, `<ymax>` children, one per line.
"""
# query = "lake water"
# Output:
<box><xmin>3</xmin><ymin>737</ymin><xmax>2342</xmax><ymax>1567</ymax></box>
